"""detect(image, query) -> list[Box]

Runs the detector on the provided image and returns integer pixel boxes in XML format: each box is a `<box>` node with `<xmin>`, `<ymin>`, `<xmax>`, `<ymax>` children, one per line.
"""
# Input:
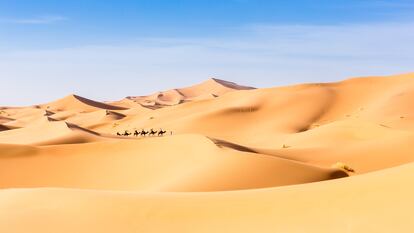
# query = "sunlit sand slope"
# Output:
<box><xmin>0</xmin><ymin>135</ymin><xmax>346</xmax><ymax>191</ymax></box>
<box><xmin>0</xmin><ymin>162</ymin><xmax>412</xmax><ymax>233</ymax></box>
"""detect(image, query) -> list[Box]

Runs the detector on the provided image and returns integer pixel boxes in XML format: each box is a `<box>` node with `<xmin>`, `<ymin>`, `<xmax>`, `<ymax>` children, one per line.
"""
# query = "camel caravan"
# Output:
<box><xmin>117</xmin><ymin>129</ymin><xmax>170</xmax><ymax>137</ymax></box>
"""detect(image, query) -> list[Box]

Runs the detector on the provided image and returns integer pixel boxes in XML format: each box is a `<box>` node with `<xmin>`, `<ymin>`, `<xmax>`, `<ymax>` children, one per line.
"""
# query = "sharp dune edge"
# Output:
<box><xmin>1</xmin><ymin>73</ymin><xmax>414</xmax><ymax>232</ymax></box>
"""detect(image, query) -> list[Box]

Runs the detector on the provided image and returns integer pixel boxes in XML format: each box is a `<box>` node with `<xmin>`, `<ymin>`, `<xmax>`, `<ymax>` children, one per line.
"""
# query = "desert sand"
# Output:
<box><xmin>1</xmin><ymin>75</ymin><xmax>414</xmax><ymax>232</ymax></box>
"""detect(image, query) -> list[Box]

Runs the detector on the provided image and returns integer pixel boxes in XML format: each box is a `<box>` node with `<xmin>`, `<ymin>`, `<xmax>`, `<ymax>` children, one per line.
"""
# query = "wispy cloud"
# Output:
<box><xmin>0</xmin><ymin>21</ymin><xmax>413</xmax><ymax>105</ymax></box>
<box><xmin>0</xmin><ymin>15</ymin><xmax>67</xmax><ymax>25</ymax></box>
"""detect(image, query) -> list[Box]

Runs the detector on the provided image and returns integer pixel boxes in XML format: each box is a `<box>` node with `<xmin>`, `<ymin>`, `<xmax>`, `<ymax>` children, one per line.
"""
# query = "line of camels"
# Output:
<box><xmin>117</xmin><ymin>129</ymin><xmax>170</xmax><ymax>137</ymax></box>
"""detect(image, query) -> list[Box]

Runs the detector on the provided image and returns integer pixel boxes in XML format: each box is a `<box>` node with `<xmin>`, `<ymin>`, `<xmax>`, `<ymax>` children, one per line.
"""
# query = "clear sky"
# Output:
<box><xmin>1</xmin><ymin>0</ymin><xmax>413</xmax><ymax>105</ymax></box>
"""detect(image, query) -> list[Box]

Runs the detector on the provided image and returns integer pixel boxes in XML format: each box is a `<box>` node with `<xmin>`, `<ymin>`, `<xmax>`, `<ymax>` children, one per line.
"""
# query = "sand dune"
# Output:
<box><xmin>96</xmin><ymin>74</ymin><xmax>414</xmax><ymax>174</ymax></box>
<box><xmin>1</xmin><ymin>108</ymin><xmax>53</xmax><ymax>128</ymax></box>
<box><xmin>0</xmin><ymin>161</ymin><xmax>412</xmax><ymax>233</ymax></box>
<box><xmin>41</xmin><ymin>94</ymin><xmax>127</xmax><ymax>112</ymax></box>
<box><xmin>0</xmin><ymin>135</ymin><xmax>346</xmax><ymax>191</ymax></box>
<box><xmin>63</xmin><ymin>109</ymin><xmax>126</xmax><ymax>129</ymax></box>
<box><xmin>1</xmin><ymin>73</ymin><xmax>414</xmax><ymax>232</ymax></box>
<box><xmin>0</xmin><ymin>120</ymin><xmax>105</xmax><ymax>145</ymax></box>
<box><xmin>108</xmin><ymin>98</ymin><xmax>147</xmax><ymax>108</ymax></box>
<box><xmin>122</xmin><ymin>78</ymin><xmax>255</xmax><ymax>109</ymax></box>
<box><xmin>178</xmin><ymin>78</ymin><xmax>255</xmax><ymax>97</ymax></box>
<box><xmin>0</xmin><ymin>115</ymin><xmax>14</xmax><ymax>124</ymax></box>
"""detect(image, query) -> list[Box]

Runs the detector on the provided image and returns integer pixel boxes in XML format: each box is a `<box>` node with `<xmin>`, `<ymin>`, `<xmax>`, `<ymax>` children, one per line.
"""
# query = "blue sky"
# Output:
<box><xmin>1</xmin><ymin>0</ymin><xmax>414</xmax><ymax>105</ymax></box>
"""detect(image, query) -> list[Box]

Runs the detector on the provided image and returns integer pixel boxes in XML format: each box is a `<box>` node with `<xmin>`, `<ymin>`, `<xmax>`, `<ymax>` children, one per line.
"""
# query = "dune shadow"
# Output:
<box><xmin>65</xmin><ymin>122</ymin><xmax>101</xmax><ymax>136</ymax></box>
<box><xmin>208</xmin><ymin>137</ymin><xmax>257</xmax><ymax>153</ymax></box>
<box><xmin>71</xmin><ymin>94</ymin><xmax>127</xmax><ymax>110</ymax></box>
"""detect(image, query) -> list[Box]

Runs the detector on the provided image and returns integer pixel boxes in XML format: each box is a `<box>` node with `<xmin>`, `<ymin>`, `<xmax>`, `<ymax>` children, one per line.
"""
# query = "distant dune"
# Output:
<box><xmin>117</xmin><ymin>78</ymin><xmax>255</xmax><ymax>109</ymax></box>
<box><xmin>1</xmin><ymin>73</ymin><xmax>414</xmax><ymax>232</ymax></box>
<box><xmin>0</xmin><ymin>120</ymin><xmax>106</xmax><ymax>145</ymax></box>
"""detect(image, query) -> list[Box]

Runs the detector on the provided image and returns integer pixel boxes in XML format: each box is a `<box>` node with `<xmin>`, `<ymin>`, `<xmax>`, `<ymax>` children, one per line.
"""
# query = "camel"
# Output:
<box><xmin>149</xmin><ymin>128</ymin><xmax>158</xmax><ymax>136</ymax></box>
<box><xmin>158</xmin><ymin>129</ymin><xmax>167</xmax><ymax>136</ymax></box>
<box><xmin>123</xmin><ymin>130</ymin><xmax>131</xmax><ymax>136</ymax></box>
<box><xmin>134</xmin><ymin>130</ymin><xmax>140</xmax><ymax>137</ymax></box>
<box><xmin>116</xmin><ymin>132</ymin><xmax>122</xmax><ymax>136</ymax></box>
<box><xmin>140</xmin><ymin>129</ymin><xmax>149</xmax><ymax>136</ymax></box>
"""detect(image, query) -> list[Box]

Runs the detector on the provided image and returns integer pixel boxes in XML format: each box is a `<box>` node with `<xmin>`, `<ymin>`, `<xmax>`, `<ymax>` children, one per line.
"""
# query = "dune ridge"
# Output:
<box><xmin>41</xmin><ymin>94</ymin><xmax>127</xmax><ymax>112</ymax></box>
